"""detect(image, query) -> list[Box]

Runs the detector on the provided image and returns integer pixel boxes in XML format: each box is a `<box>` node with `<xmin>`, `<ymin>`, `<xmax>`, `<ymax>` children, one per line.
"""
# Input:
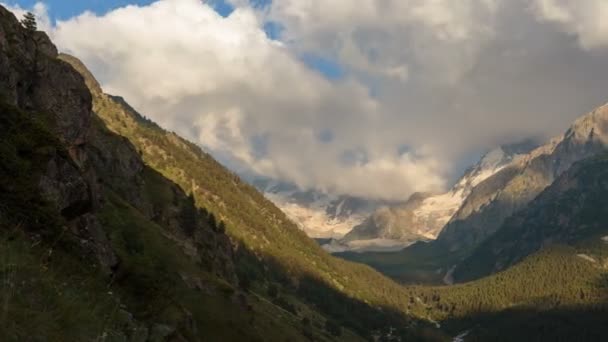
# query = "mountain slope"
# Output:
<box><xmin>454</xmin><ymin>152</ymin><xmax>608</xmax><ymax>281</ymax></box>
<box><xmin>0</xmin><ymin>7</ymin><xmax>298</xmax><ymax>340</ymax></box>
<box><xmin>340</xmin><ymin>144</ymin><xmax>532</xmax><ymax>248</ymax></box>
<box><xmin>437</xmin><ymin>104</ymin><xmax>608</xmax><ymax>252</ymax></box>
<box><xmin>58</xmin><ymin>54</ymin><xmax>446</xmax><ymax>339</ymax></box>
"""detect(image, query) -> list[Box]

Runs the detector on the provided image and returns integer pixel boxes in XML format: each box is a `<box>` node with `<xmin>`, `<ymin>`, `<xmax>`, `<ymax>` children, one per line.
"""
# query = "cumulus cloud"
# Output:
<box><xmin>263</xmin><ymin>0</ymin><xmax>501</xmax><ymax>84</ymax></box>
<box><xmin>6</xmin><ymin>0</ymin><xmax>608</xmax><ymax>201</ymax></box>
<box><xmin>49</xmin><ymin>0</ymin><xmax>448</xmax><ymax>200</ymax></box>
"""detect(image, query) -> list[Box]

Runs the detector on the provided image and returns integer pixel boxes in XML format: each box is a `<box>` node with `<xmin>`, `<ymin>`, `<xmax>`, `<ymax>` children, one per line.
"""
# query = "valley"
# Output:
<box><xmin>1</xmin><ymin>2</ymin><xmax>608</xmax><ymax>341</ymax></box>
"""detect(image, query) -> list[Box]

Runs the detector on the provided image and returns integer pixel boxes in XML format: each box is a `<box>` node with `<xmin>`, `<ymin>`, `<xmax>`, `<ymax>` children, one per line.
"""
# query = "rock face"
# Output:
<box><xmin>437</xmin><ymin>103</ymin><xmax>608</xmax><ymax>252</ymax></box>
<box><xmin>340</xmin><ymin>144</ymin><xmax>532</xmax><ymax>247</ymax></box>
<box><xmin>0</xmin><ymin>7</ymin><xmax>117</xmax><ymax>271</ymax></box>
<box><xmin>454</xmin><ymin>152</ymin><xmax>608</xmax><ymax>281</ymax></box>
<box><xmin>0</xmin><ymin>9</ymin><xmax>90</xmax><ymax>147</ymax></box>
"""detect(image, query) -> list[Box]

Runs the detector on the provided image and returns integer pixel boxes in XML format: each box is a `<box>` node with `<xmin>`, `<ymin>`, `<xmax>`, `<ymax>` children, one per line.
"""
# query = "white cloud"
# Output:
<box><xmin>264</xmin><ymin>0</ymin><xmax>500</xmax><ymax>84</ymax></box>
<box><xmin>5</xmin><ymin>0</ymin><xmax>608</xmax><ymax>201</ymax></box>
<box><xmin>49</xmin><ymin>0</ymin><xmax>447</xmax><ymax>200</ymax></box>
<box><xmin>533</xmin><ymin>0</ymin><xmax>608</xmax><ymax>50</ymax></box>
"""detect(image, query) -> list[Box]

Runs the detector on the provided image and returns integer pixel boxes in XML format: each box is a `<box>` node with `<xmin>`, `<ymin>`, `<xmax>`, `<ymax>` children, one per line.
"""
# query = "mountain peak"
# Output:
<box><xmin>566</xmin><ymin>102</ymin><xmax>608</xmax><ymax>143</ymax></box>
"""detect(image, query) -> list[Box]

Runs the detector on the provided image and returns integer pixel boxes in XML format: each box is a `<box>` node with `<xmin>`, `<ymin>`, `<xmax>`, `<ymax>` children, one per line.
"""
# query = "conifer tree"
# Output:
<box><xmin>21</xmin><ymin>12</ymin><xmax>37</xmax><ymax>33</ymax></box>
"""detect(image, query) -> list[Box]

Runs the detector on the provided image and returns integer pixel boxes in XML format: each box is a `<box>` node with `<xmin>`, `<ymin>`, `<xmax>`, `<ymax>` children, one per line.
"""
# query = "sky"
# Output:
<box><xmin>3</xmin><ymin>0</ymin><xmax>608</xmax><ymax>201</ymax></box>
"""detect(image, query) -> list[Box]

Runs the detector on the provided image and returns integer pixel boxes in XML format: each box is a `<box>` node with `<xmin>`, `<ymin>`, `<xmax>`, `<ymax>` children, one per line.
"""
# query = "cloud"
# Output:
<box><xmin>6</xmin><ymin>0</ymin><xmax>608</xmax><ymax>201</ymax></box>
<box><xmin>263</xmin><ymin>0</ymin><xmax>501</xmax><ymax>84</ymax></box>
<box><xmin>49</xmin><ymin>0</ymin><xmax>447</xmax><ymax>200</ymax></box>
<box><xmin>533</xmin><ymin>0</ymin><xmax>608</xmax><ymax>50</ymax></box>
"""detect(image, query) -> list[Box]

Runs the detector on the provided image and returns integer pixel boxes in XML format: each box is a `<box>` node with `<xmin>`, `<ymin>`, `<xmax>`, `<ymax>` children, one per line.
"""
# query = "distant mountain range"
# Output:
<box><xmin>249</xmin><ymin>178</ymin><xmax>383</xmax><ymax>239</ymax></box>
<box><xmin>336</xmin><ymin>142</ymin><xmax>537</xmax><ymax>250</ymax></box>
<box><xmin>253</xmin><ymin>140</ymin><xmax>537</xmax><ymax>253</ymax></box>
<box><xmin>338</xmin><ymin>101</ymin><xmax>608</xmax><ymax>288</ymax></box>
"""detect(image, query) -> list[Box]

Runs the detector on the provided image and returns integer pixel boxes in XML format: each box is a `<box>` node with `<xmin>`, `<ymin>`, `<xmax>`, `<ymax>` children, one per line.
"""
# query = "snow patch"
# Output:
<box><xmin>264</xmin><ymin>192</ymin><xmax>367</xmax><ymax>238</ymax></box>
<box><xmin>406</xmin><ymin>146</ymin><xmax>519</xmax><ymax>239</ymax></box>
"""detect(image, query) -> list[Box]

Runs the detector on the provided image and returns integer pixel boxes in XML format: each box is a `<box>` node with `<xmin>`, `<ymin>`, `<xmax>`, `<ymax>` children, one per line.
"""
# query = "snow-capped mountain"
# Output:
<box><xmin>336</xmin><ymin>142</ymin><xmax>537</xmax><ymax>252</ymax></box>
<box><xmin>249</xmin><ymin>178</ymin><xmax>380</xmax><ymax>239</ymax></box>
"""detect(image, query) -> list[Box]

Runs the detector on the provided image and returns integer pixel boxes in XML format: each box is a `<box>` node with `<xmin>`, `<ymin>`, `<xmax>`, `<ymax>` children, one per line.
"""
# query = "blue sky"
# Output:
<box><xmin>4</xmin><ymin>0</ymin><xmax>269</xmax><ymax>20</ymax></box>
<box><xmin>6</xmin><ymin>0</ymin><xmax>156</xmax><ymax>20</ymax></box>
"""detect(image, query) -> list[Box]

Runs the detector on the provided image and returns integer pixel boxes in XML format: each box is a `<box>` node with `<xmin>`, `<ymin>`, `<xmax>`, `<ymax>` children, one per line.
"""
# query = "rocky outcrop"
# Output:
<box><xmin>0</xmin><ymin>6</ymin><xmax>119</xmax><ymax>271</ymax></box>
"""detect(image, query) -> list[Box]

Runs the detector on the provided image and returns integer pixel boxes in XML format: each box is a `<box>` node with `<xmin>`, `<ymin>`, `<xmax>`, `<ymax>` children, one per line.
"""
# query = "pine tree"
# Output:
<box><xmin>21</xmin><ymin>12</ymin><xmax>37</xmax><ymax>33</ymax></box>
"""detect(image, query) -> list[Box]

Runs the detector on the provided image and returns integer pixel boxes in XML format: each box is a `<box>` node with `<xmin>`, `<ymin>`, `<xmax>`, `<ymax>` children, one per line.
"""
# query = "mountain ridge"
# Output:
<box><xmin>437</xmin><ymin>102</ymin><xmax>608</xmax><ymax>253</ymax></box>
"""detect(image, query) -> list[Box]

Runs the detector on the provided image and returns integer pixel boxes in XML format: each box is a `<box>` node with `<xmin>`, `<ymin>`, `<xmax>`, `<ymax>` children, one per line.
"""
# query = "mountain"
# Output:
<box><xmin>338</xmin><ymin>144</ymin><xmax>533</xmax><ymax>250</ymax></box>
<box><xmin>249</xmin><ymin>178</ymin><xmax>378</xmax><ymax>239</ymax></box>
<box><xmin>437</xmin><ymin>102</ymin><xmax>608</xmax><ymax>253</ymax></box>
<box><xmin>454</xmin><ymin>151</ymin><xmax>608</xmax><ymax>282</ymax></box>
